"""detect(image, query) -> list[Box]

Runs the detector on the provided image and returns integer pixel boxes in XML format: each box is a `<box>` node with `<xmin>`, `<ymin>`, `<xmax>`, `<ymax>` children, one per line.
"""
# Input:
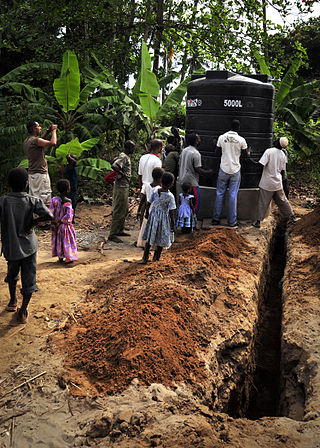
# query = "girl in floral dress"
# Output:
<box><xmin>49</xmin><ymin>179</ymin><xmax>78</xmax><ymax>263</ymax></box>
<box><xmin>139</xmin><ymin>172</ymin><xmax>176</xmax><ymax>263</ymax></box>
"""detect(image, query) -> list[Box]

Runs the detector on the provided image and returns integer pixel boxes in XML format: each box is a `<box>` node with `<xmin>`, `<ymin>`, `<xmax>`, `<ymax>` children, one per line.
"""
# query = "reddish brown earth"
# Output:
<box><xmin>58</xmin><ymin>228</ymin><xmax>255</xmax><ymax>395</ymax></box>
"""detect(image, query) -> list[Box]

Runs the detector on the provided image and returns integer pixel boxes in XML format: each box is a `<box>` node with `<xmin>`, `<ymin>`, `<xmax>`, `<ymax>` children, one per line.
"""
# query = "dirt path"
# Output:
<box><xmin>0</xmin><ymin>200</ymin><xmax>320</xmax><ymax>447</ymax></box>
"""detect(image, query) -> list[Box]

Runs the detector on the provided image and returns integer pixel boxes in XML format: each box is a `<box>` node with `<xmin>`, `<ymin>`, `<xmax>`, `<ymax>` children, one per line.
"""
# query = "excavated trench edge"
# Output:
<box><xmin>225</xmin><ymin>223</ymin><xmax>303</xmax><ymax>420</ymax></box>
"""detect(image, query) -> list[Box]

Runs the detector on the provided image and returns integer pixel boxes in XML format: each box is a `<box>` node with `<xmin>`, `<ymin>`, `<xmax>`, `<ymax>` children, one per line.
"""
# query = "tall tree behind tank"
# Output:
<box><xmin>1</xmin><ymin>0</ymin><xmax>316</xmax><ymax>85</ymax></box>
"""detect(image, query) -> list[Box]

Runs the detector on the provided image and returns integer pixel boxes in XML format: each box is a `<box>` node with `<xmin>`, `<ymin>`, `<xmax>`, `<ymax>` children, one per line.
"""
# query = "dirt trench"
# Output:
<box><xmin>59</xmin><ymin>210</ymin><xmax>320</xmax><ymax>447</ymax></box>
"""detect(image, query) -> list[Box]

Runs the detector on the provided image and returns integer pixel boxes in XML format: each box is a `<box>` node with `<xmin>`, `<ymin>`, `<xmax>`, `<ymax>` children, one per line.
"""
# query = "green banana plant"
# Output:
<box><xmin>53</xmin><ymin>50</ymin><xmax>81</xmax><ymax>112</ymax></box>
<box><xmin>132</xmin><ymin>41</ymin><xmax>204</xmax><ymax>129</ymax></box>
<box><xmin>254</xmin><ymin>50</ymin><xmax>320</xmax><ymax>156</ymax></box>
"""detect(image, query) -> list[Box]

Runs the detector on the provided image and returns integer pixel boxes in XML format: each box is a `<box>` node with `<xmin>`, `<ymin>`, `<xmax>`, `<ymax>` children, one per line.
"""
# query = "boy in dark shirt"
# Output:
<box><xmin>0</xmin><ymin>167</ymin><xmax>52</xmax><ymax>323</ymax></box>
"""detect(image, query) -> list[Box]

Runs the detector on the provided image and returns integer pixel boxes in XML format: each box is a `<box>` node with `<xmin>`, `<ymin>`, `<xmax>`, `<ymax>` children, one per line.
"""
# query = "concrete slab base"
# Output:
<box><xmin>176</xmin><ymin>184</ymin><xmax>262</xmax><ymax>222</ymax></box>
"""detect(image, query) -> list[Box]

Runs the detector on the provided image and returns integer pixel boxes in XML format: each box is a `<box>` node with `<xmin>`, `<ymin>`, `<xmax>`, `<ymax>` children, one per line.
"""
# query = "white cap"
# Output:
<box><xmin>280</xmin><ymin>137</ymin><xmax>289</xmax><ymax>148</ymax></box>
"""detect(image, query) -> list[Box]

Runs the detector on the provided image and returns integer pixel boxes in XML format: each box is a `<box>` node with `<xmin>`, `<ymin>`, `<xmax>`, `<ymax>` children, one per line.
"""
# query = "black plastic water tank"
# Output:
<box><xmin>185</xmin><ymin>70</ymin><xmax>275</xmax><ymax>188</ymax></box>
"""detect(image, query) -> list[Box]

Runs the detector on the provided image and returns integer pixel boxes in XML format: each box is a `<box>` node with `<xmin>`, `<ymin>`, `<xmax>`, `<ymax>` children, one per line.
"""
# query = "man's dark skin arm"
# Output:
<box><xmin>41</xmin><ymin>125</ymin><xmax>52</xmax><ymax>139</ymax></box>
<box><xmin>195</xmin><ymin>166</ymin><xmax>213</xmax><ymax>176</ymax></box>
<box><xmin>66</xmin><ymin>154</ymin><xmax>78</xmax><ymax>166</ymax></box>
<box><xmin>25</xmin><ymin>212</ymin><xmax>53</xmax><ymax>233</ymax></box>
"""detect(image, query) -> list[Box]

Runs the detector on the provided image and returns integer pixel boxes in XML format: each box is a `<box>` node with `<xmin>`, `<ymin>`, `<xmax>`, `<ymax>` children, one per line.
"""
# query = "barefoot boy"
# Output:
<box><xmin>0</xmin><ymin>167</ymin><xmax>52</xmax><ymax>323</ymax></box>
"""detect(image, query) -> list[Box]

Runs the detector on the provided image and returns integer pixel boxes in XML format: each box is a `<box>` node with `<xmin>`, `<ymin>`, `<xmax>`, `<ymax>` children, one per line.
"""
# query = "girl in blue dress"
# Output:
<box><xmin>139</xmin><ymin>172</ymin><xmax>176</xmax><ymax>263</ymax></box>
<box><xmin>175</xmin><ymin>182</ymin><xmax>196</xmax><ymax>233</ymax></box>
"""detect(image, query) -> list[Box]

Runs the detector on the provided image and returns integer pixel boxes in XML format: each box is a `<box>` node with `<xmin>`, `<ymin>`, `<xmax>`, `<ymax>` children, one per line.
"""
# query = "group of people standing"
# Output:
<box><xmin>0</xmin><ymin>117</ymin><xmax>296</xmax><ymax>322</ymax></box>
<box><xmin>108</xmin><ymin>118</ymin><xmax>295</xmax><ymax>260</ymax></box>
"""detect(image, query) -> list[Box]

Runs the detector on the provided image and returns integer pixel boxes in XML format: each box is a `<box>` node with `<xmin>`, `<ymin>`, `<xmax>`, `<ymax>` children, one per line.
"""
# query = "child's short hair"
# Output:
<box><xmin>181</xmin><ymin>182</ymin><xmax>192</xmax><ymax>193</ymax></box>
<box><xmin>165</xmin><ymin>143</ymin><xmax>175</xmax><ymax>154</ymax></box>
<box><xmin>8</xmin><ymin>167</ymin><xmax>28</xmax><ymax>191</ymax></box>
<box><xmin>161</xmin><ymin>171</ymin><xmax>175</xmax><ymax>187</ymax></box>
<box><xmin>152</xmin><ymin>167</ymin><xmax>164</xmax><ymax>181</ymax></box>
<box><xmin>56</xmin><ymin>179</ymin><xmax>70</xmax><ymax>194</ymax></box>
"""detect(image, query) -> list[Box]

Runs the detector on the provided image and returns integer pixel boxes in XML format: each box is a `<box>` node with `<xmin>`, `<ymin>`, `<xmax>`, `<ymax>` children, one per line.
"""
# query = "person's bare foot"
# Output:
<box><xmin>16</xmin><ymin>308</ymin><xmax>28</xmax><ymax>324</ymax></box>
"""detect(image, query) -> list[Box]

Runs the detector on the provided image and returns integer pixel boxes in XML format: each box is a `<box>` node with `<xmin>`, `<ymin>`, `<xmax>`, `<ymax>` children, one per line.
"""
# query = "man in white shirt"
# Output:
<box><xmin>253</xmin><ymin>137</ymin><xmax>295</xmax><ymax>228</ymax></box>
<box><xmin>138</xmin><ymin>139</ymin><xmax>162</xmax><ymax>187</ymax></box>
<box><xmin>137</xmin><ymin>139</ymin><xmax>162</xmax><ymax>225</ymax></box>
<box><xmin>212</xmin><ymin>120</ymin><xmax>248</xmax><ymax>227</ymax></box>
<box><xmin>179</xmin><ymin>133</ymin><xmax>213</xmax><ymax>215</ymax></box>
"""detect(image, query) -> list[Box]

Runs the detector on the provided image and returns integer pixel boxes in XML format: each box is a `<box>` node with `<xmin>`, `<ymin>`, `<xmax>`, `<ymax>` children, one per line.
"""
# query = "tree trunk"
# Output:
<box><xmin>153</xmin><ymin>0</ymin><xmax>164</xmax><ymax>76</ymax></box>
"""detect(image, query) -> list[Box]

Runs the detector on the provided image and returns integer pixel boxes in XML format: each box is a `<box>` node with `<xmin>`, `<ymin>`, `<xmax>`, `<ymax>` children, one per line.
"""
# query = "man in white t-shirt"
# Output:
<box><xmin>253</xmin><ymin>137</ymin><xmax>295</xmax><ymax>228</ymax></box>
<box><xmin>137</xmin><ymin>139</ymin><xmax>162</xmax><ymax>225</ymax></box>
<box><xmin>138</xmin><ymin>139</ymin><xmax>162</xmax><ymax>187</ymax></box>
<box><xmin>212</xmin><ymin>120</ymin><xmax>248</xmax><ymax>227</ymax></box>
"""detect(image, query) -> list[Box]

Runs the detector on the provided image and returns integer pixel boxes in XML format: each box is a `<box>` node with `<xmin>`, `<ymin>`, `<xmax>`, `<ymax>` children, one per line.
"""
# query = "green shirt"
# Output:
<box><xmin>112</xmin><ymin>152</ymin><xmax>131</xmax><ymax>188</ymax></box>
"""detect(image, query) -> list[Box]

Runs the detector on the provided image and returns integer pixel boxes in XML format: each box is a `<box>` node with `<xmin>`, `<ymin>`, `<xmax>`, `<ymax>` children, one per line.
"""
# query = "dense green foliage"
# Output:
<box><xmin>0</xmin><ymin>1</ymin><xmax>319</xmax><ymax>197</ymax></box>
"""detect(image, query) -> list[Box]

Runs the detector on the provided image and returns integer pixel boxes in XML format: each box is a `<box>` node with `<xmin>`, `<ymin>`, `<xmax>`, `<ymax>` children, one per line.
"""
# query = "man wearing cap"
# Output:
<box><xmin>252</xmin><ymin>137</ymin><xmax>296</xmax><ymax>228</ymax></box>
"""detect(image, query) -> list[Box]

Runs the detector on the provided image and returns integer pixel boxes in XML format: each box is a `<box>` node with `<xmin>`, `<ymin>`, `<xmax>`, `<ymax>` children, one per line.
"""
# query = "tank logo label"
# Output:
<box><xmin>187</xmin><ymin>98</ymin><xmax>203</xmax><ymax>107</ymax></box>
<box><xmin>224</xmin><ymin>99</ymin><xmax>243</xmax><ymax>108</ymax></box>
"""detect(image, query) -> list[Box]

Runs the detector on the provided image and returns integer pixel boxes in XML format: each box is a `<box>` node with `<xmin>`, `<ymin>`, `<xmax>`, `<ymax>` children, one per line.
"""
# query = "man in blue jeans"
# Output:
<box><xmin>212</xmin><ymin>120</ymin><xmax>249</xmax><ymax>228</ymax></box>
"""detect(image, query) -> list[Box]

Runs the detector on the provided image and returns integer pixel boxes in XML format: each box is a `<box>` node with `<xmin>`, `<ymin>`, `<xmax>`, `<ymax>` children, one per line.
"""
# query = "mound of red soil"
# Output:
<box><xmin>291</xmin><ymin>205</ymin><xmax>320</xmax><ymax>246</ymax></box>
<box><xmin>60</xmin><ymin>228</ymin><xmax>255</xmax><ymax>395</ymax></box>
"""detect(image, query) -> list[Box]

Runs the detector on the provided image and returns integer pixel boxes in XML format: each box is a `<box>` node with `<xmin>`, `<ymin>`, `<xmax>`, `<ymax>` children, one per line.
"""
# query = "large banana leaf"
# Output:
<box><xmin>156</xmin><ymin>70</ymin><xmax>204</xmax><ymax>120</ymax></box>
<box><xmin>158</xmin><ymin>71</ymin><xmax>181</xmax><ymax>89</ymax></box>
<box><xmin>275</xmin><ymin>58</ymin><xmax>303</xmax><ymax>110</ymax></box>
<box><xmin>91</xmin><ymin>53</ymin><xmax>118</xmax><ymax>86</ymax></box>
<box><xmin>136</xmin><ymin>41</ymin><xmax>160</xmax><ymax>122</ymax></box>
<box><xmin>138</xmin><ymin>94</ymin><xmax>160</xmax><ymax>121</ymax></box>
<box><xmin>77</xmin><ymin>96</ymin><xmax>114</xmax><ymax>113</ymax></box>
<box><xmin>76</xmin><ymin>166</ymin><xmax>103</xmax><ymax>179</ymax></box>
<box><xmin>277</xmin><ymin>107</ymin><xmax>305</xmax><ymax>127</ymax></box>
<box><xmin>140</xmin><ymin>41</ymin><xmax>159</xmax><ymax>97</ymax></box>
<box><xmin>53</xmin><ymin>51</ymin><xmax>80</xmax><ymax>112</ymax></box>
<box><xmin>291</xmin><ymin>128</ymin><xmax>320</xmax><ymax>156</ymax></box>
<box><xmin>77</xmin><ymin>158</ymin><xmax>111</xmax><ymax>170</ymax></box>
<box><xmin>0</xmin><ymin>62</ymin><xmax>60</xmax><ymax>82</ymax></box>
<box><xmin>55</xmin><ymin>138</ymin><xmax>83</xmax><ymax>163</ymax></box>
<box><xmin>284</xmin><ymin>79</ymin><xmax>320</xmax><ymax>103</ymax></box>
<box><xmin>79</xmin><ymin>80</ymin><xmax>114</xmax><ymax>103</ymax></box>
<box><xmin>80</xmin><ymin>138</ymin><xmax>100</xmax><ymax>153</ymax></box>
<box><xmin>77</xmin><ymin>157</ymin><xmax>111</xmax><ymax>179</ymax></box>
<box><xmin>253</xmin><ymin>50</ymin><xmax>271</xmax><ymax>76</ymax></box>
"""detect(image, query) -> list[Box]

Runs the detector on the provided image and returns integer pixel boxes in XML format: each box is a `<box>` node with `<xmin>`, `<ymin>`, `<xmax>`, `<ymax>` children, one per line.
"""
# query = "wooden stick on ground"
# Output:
<box><xmin>0</xmin><ymin>411</ymin><xmax>28</xmax><ymax>426</ymax></box>
<box><xmin>1</xmin><ymin>371</ymin><xmax>47</xmax><ymax>398</ymax></box>
<box><xmin>3</xmin><ymin>327</ymin><xmax>24</xmax><ymax>341</ymax></box>
<box><xmin>9</xmin><ymin>417</ymin><xmax>14</xmax><ymax>447</ymax></box>
<box><xmin>68</xmin><ymin>312</ymin><xmax>78</xmax><ymax>323</ymax></box>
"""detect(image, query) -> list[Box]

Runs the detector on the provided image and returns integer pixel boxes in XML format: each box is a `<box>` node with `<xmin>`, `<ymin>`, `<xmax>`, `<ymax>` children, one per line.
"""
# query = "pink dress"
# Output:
<box><xmin>49</xmin><ymin>196</ymin><xmax>78</xmax><ymax>262</ymax></box>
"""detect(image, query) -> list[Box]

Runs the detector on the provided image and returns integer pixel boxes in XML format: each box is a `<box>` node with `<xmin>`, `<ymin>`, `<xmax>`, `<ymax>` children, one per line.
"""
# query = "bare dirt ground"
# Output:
<box><xmin>0</xmin><ymin>194</ymin><xmax>320</xmax><ymax>447</ymax></box>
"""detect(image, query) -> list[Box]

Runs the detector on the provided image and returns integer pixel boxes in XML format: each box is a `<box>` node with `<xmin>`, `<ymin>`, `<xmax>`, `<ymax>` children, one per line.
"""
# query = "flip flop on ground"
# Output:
<box><xmin>5</xmin><ymin>304</ymin><xmax>17</xmax><ymax>312</ymax></box>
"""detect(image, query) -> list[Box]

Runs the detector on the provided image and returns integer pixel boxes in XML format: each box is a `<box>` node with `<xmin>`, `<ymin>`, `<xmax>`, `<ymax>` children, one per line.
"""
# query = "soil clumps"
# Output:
<box><xmin>59</xmin><ymin>227</ymin><xmax>255</xmax><ymax>395</ymax></box>
<box><xmin>291</xmin><ymin>204</ymin><xmax>320</xmax><ymax>246</ymax></box>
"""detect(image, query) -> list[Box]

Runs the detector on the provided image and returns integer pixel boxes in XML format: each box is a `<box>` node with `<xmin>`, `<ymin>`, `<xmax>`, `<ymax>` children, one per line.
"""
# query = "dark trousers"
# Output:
<box><xmin>109</xmin><ymin>185</ymin><xmax>129</xmax><ymax>237</ymax></box>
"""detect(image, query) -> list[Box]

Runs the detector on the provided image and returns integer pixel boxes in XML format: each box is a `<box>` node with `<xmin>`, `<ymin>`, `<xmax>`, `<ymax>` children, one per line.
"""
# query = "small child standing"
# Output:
<box><xmin>136</xmin><ymin>167</ymin><xmax>164</xmax><ymax>248</ymax></box>
<box><xmin>65</xmin><ymin>153</ymin><xmax>79</xmax><ymax>223</ymax></box>
<box><xmin>175</xmin><ymin>182</ymin><xmax>196</xmax><ymax>233</ymax></box>
<box><xmin>0</xmin><ymin>167</ymin><xmax>52</xmax><ymax>323</ymax></box>
<box><xmin>139</xmin><ymin>172</ymin><xmax>176</xmax><ymax>263</ymax></box>
<box><xmin>49</xmin><ymin>179</ymin><xmax>78</xmax><ymax>263</ymax></box>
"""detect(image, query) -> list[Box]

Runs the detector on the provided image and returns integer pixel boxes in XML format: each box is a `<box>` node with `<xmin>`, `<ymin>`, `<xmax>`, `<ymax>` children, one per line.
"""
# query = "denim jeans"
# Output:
<box><xmin>213</xmin><ymin>168</ymin><xmax>241</xmax><ymax>225</ymax></box>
